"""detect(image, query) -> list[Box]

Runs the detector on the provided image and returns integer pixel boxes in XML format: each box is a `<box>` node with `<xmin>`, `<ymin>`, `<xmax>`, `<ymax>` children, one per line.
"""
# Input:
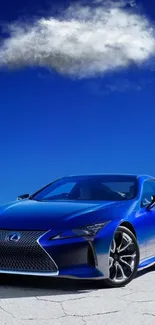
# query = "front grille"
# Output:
<box><xmin>0</xmin><ymin>230</ymin><xmax>58</xmax><ymax>274</ymax></box>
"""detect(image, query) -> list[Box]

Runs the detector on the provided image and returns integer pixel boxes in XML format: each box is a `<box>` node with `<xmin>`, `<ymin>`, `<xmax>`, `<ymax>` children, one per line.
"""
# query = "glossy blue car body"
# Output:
<box><xmin>0</xmin><ymin>173</ymin><xmax>155</xmax><ymax>279</ymax></box>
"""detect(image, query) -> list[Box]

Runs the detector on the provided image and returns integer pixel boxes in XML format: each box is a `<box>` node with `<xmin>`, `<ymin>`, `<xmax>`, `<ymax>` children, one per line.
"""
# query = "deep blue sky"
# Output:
<box><xmin>0</xmin><ymin>0</ymin><xmax>155</xmax><ymax>204</ymax></box>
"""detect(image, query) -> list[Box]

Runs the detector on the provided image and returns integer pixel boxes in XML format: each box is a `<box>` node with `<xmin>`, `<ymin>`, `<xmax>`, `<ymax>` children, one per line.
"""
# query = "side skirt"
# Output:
<box><xmin>138</xmin><ymin>255</ymin><xmax>155</xmax><ymax>271</ymax></box>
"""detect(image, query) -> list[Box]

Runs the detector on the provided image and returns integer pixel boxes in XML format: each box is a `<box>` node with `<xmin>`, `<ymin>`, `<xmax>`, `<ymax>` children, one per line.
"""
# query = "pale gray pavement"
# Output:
<box><xmin>0</xmin><ymin>267</ymin><xmax>155</xmax><ymax>325</ymax></box>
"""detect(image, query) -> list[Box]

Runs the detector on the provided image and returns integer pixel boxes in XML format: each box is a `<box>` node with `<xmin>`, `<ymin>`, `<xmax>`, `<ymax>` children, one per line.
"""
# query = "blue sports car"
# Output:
<box><xmin>0</xmin><ymin>174</ymin><xmax>155</xmax><ymax>287</ymax></box>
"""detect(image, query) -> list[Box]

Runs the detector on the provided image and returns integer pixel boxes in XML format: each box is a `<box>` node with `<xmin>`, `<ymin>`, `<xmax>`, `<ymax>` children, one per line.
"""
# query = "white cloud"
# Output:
<box><xmin>86</xmin><ymin>77</ymin><xmax>154</xmax><ymax>96</ymax></box>
<box><xmin>0</xmin><ymin>0</ymin><xmax>155</xmax><ymax>78</ymax></box>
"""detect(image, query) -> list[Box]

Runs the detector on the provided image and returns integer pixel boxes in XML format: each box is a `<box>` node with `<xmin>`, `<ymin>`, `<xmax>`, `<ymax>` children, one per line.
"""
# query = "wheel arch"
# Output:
<box><xmin>119</xmin><ymin>221</ymin><xmax>137</xmax><ymax>238</ymax></box>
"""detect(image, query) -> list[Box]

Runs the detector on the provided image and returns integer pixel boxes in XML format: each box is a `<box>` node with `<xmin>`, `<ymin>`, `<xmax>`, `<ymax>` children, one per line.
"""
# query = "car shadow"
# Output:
<box><xmin>0</xmin><ymin>274</ymin><xmax>104</xmax><ymax>299</ymax></box>
<box><xmin>0</xmin><ymin>265</ymin><xmax>154</xmax><ymax>299</ymax></box>
<box><xmin>136</xmin><ymin>265</ymin><xmax>155</xmax><ymax>279</ymax></box>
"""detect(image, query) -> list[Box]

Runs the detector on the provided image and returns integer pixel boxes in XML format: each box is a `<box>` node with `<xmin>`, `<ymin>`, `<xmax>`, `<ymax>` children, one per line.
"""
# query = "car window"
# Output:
<box><xmin>103</xmin><ymin>181</ymin><xmax>136</xmax><ymax>198</ymax></box>
<box><xmin>42</xmin><ymin>182</ymin><xmax>76</xmax><ymax>200</ymax></box>
<box><xmin>32</xmin><ymin>176</ymin><xmax>138</xmax><ymax>202</ymax></box>
<box><xmin>141</xmin><ymin>180</ymin><xmax>155</xmax><ymax>207</ymax></box>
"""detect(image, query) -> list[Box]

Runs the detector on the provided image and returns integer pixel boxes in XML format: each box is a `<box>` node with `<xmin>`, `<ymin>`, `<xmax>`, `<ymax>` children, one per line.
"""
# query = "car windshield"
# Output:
<box><xmin>31</xmin><ymin>175</ymin><xmax>138</xmax><ymax>202</ymax></box>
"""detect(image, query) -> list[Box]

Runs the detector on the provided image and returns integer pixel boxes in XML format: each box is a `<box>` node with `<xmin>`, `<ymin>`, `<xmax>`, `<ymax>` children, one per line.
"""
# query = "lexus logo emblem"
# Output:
<box><xmin>5</xmin><ymin>232</ymin><xmax>21</xmax><ymax>243</ymax></box>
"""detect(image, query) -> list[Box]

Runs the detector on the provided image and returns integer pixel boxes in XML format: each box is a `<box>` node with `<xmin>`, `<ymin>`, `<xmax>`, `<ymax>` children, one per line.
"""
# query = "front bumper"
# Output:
<box><xmin>0</xmin><ymin>228</ymin><xmax>111</xmax><ymax>279</ymax></box>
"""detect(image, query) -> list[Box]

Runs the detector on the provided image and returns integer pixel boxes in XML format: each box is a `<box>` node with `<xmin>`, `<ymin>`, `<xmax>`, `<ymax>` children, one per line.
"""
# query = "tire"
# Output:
<box><xmin>103</xmin><ymin>226</ymin><xmax>140</xmax><ymax>288</ymax></box>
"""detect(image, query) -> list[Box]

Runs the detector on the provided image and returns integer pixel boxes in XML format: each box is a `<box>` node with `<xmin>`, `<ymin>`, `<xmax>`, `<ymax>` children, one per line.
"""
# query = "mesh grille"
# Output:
<box><xmin>0</xmin><ymin>230</ymin><xmax>57</xmax><ymax>274</ymax></box>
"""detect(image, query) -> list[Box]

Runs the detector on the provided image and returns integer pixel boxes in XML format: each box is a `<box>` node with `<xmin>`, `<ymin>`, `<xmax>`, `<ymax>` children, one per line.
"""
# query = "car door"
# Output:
<box><xmin>140</xmin><ymin>178</ymin><xmax>155</xmax><ymax>259</ymax></box>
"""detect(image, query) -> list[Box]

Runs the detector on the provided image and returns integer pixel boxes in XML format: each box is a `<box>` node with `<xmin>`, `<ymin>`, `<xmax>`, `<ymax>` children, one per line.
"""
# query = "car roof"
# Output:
<box><xmin>62</xmin><ymin>174</ymin><xmax>155</xmax><ymax>181</ymax></box>
<box><xmin>137</xmin><ymin>175</ymin><xmax>155</xmax><ymax>181</ymax></box>
<box><xmin>65</xmin><ymin>173</ymin><xmax>144</xmax><ymax>177</ymax></box>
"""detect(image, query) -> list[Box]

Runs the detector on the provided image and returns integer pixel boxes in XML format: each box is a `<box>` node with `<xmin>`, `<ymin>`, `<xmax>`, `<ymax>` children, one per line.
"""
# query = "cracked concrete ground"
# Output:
<box><xmin>0</xmin><ymin>267</ymin><xmax>155</xmax><ymax>325</ymax></box>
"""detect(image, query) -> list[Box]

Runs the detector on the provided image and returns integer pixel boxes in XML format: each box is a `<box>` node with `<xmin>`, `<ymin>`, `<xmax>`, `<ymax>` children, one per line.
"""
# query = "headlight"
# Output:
<box><xmin>52</xmin><ymin>222</ymin><xmax>110</xmax><ymax>240</ymax></box>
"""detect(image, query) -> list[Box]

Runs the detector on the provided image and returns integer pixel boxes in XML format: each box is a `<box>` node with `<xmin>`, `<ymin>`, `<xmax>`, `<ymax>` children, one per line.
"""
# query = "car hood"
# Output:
<box><xmin>0</xmin><ymin>199</ymin><xmax>126</xmax><ymax>231</ymax></box>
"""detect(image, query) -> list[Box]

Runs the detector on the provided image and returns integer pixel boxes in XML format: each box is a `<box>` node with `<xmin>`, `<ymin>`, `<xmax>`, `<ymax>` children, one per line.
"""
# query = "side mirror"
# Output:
<box><xmin>146</xmin><ymin>195</ymin><xmax>155</xmax><ymax>211</ymax></box>
<box><xmin>17</xmin><ymin>194</ymin><xmax>30</xmax><ymax>201</ymax></box>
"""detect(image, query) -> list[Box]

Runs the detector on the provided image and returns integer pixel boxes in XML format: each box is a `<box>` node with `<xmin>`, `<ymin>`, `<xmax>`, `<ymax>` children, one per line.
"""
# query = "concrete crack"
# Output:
<box><xmin>35</xmin><ymin>297</ymin><xmax>61</xmax><ymax>304</ymax></box>
<box><xmin>60</xmin><ymin>301</ymin><xmax>68</xmax><ymax>317</ymax></box>
<box><xmin>57</xmin><ymin>310</ymin><xmax>120</xmax><ymax>319</ymax></box>
<box><xmin>86</xmin><ymin>310</ymin><xmax>120</xmax><ymax>317</ymax></box>
<box><xmin>36</xmin><ymin>295</ymin><xmax>107</xmax><ymax>304</ymax></box>
<box><xmin>143</xmin><ymin>313</ymin><xmax>155</xmax><ymax>317</ymax></box>
<box><xmin>134</xmin><ymin>300</ymin><xmax>154</xmax><ymax>303</ymax></box>
<box><xmin>82</xmin><ymin>317</ymin><xmax>87</xmax><ymax>325</ymax></box>
<box><xmin>36</xmin><ymin>296</ymin><xmax>120</xmax><ymax>319</ymax></box>
<box><xmin>0</xmin><ymin>305</ymin><xmax>16</xmax><ymax>318</ymax></box>
<box><xmin>120</xmin><ymin>291</ymin><xmax>142</xmax><ymax>298</ymax></box>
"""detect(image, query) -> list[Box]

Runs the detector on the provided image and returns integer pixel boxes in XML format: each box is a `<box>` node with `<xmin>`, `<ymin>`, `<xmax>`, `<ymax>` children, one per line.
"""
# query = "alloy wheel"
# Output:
<box><xmin>105</xmin><ymin>226</ymin><xmax>139</xmax><ymax>287</ymax></box>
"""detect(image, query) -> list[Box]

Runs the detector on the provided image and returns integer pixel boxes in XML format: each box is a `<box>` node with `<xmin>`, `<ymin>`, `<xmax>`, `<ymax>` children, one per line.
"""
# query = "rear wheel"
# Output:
<box><xmin>104</xmin><ymin>226</ymin><xmax>140</xmax><ymax>288</ymax></box>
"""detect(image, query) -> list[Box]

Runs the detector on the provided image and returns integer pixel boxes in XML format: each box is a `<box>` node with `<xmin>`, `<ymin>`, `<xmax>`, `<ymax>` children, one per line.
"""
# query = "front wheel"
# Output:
<box><xmin>103</xmin><ymin>226</ymin><xmax>140</xmax><ymax>288</ymax></box>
